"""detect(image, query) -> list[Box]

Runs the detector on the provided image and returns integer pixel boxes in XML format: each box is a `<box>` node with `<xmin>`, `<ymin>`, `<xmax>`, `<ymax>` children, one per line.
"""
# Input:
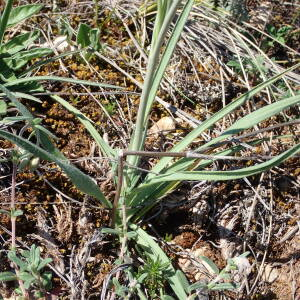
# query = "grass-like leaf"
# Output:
<box><xmin>138</xmin><ymin>143</ymin><xmax>300</xmax><ymax>186</ymax></box>
<box><xmin>148</xmin><ymin>63</ymin><xmax>300</xmax><ymax>177</ymax></box>
<box><xmin>0</xmin><ymin>271</ymin><xmax>17</xmax><ymax>282</ymax></box>
<box><xmin>0</xmin><ymin>30</ymin><xmax>40</xmax><ymax>55</ymax></box>
<box><xmin>0</xmin><ymin>84</ymin><xmax>33</xmax><ymax>118</ymax></box>
<box><xmin>0</xmin><ymin>0</ymin><xmax>13</xmax><ymax>46</ymax></box>
<box><xmin>4</xmin><ymin>76</ymin><xmax>121</xmax><ymax>89</ymax></box>
<box><xmin>198</xmin><ymin>93</ymin><xmax>300</xmax><ymax>151</ymax></box>
<box><xmin>0</xmin><ymin>130</ymin><xmax>112</xmax><ymax>208</ymax></box>
<box><xmin>51</xmin><ymin>95</ymin><xmax>116</xmax><ymax>159</ymax></box>
<box><xmin>6</xmin><ymin>4</ymin><xmax>43</xmax><ymax>28</ymax></box>
<box><xmin>127</xmin><ymin>0</ymin><xmax>194</xmax><ymax>173</ymax></box>
<box><xmin>0</xmin><ymin>91</ymin><xmax>42</xmax><ymax>103</ymax></box>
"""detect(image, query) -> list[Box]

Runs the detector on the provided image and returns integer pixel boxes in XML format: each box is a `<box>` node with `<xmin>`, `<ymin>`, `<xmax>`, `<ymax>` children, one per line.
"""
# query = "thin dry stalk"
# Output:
<box><xmin>10</xmin><ymin>162</ymin><xmax>27</xmax><ymax>297</ymax></box>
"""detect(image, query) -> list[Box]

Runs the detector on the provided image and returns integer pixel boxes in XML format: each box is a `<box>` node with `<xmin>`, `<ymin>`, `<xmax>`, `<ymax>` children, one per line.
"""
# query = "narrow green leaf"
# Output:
<box><xmin>175</xmin><ymin>270</ymin><xmax>190</xmax><ymax>293</ymax></box>
<box><xmin>21</xmin><ymin>250</ymin><xmax>30</xmax><ymax>258</ymax></box>
<box><xmin>128</xmin><ymin>0</ymin><xmax>194</xmax><ymax>172</ymax></box>
<box><xmin>149</xmin><ymin>63</ymin><xmax>300</xmax><ymax>177</ymax></box>
<box><xmin>131</xmin><ymin>224</ymin><xmax>187</xmax><ymax>299</ymax></box>
<box><xmin>37</xmin><ymin>258</ymin><xmax>52</xmax><ymax>271</ymax></box>
<box><xmin>146</xmin><ymin>0</ymin><xmax>195</xmax><ymax>119</ymax></box>
<box><xmin>8</xmin><ymin>251</ymin><xmax>26</xmax><ymax>271</ymax></box>
<box><xmin>210</xmin><ymin>282</ymin><xmax>238</xmax><ymax>290</ymax></box>
<box><xmin>0</xmin><ymin>91</ymin><xmax>42</xmax><ymax>103</ymax></box>
<box><xmin>198</xmin><ymin>256</ymin><xmax>219</xmax><ymax>274</ymax></box>
<box><xmin>18</xmin><ymin>272</ymin><xmax>35</xmax><ymax>289</ymax></box>
<box><xmin>7</xmin><ymin>4</ymin><xmax>43</xmax><ymax>28</ymax></box>
<box><xmin>4</xmin><ymin>76</ymin><xmax>121</xmax><ymax>89</ymax></box>
<box><xmin>137</xmin><ymin>273</ymin><xmax>148</xmax><ymax>283</ymax></box>
<box><xmin>0</xmin><ymin>30</ymin><xmax>40</xmax><ymax>55</ymax></box>
<box><xmin>0</xmin><ymin>130</ymin><xmax>112</xmax><ymax>208</ymax></box>
<box><xmin>0</xmin><ymin>59</ymin><xmax>16</xmax><ymax>81</ymax></box>
<box><xmin>187</xmin><ymin>282</ymin><xmax>207</xmax><ymax>293</ymax></box>
<box><xmin>1</xmin><ymin>116</ymin><xmax>32</xmax><ymax>123</ymax></box>
<box><xmin>38</xmin><ymin>130</ymin><xmax>66</xmax><ymax>160</ymax></box>
<box><xmin>51</xmin><ymin>95</ymin><xmax>116</xmax><ymax>159</ymax></box>
<box><xmin>0</xmin><ymin>271</ymin><xmax>17</xmax><ymax>282</ymax></box>
<box><xmin>11</xmin><ymin>209</ymin><xmax>23</xmax><ymax>217</ymax></box>
<box><xmin>30</xmin><ymin>244</ymin><xmax>40</xmax><ymax>270</ymax></box>
<box><xmin>20</xmin><ymin>49</ymin><xmax>82</xmax><ymax>76</ymax></box>
<box><xmin>4</xmin><ymin>48</ymin><xmax>53</xmax><ymax>70</ymax></box>
<box><xmin>101</xmin><ymin>228</ymin><xmax>121</xmax><ymax>235</ymax></box>
<box><xmin>140</xmin><ymin>143</ymin><xmax>300</xmax><ymax>184</ymax></box>
<box><xmin>0</xmin><ymin>100</ymin><xmax>7</xmax><ymax>115</ymax></box>
<box><xmin>0</xmin><ymin>84</ymin><xmax>33</xmax><ymax>118</ymax></box>
<box><xmin>151</xmin><ymin>95</ymin><xmax>300</xmax><ymax>184</ymax></box>
<box><xmin>200</xmin><ymin>94</ymin><xmax>300</xmax><ymax>150</ymax></box>
<box><xmin>161</xmin><ymin>296</ymin><xmax>176</xmax><ymax>300</ymax></box>
<box><xmin>128</xmin><ymin>140</ymin><xmax>299</xmax><ymax>218</ymax></box>
<box><xmin>0</xmin><ymin>0</ymin><xmax>13</xmax><ymax>46</ymax></box>
<box><xmin>127</xmin><ymin>139</ymin><xmax>265</xmax><ymax>217</ymax></box>
<box><xmin>34</xmin><ymin>124</ymin><xmax>58</xmax><ymax>140</ymax></box>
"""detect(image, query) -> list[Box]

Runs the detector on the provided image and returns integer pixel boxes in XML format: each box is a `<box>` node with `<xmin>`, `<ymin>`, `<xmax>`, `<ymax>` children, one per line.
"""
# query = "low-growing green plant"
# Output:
<box><xmin>261</xmin><ymin>24</ymin><xmax>293</xmax><ymax>51</ymax></box>
<box><xmin>0</xmin><ymin>1</ymin><xmax>52</xmax><ymax>91</ymax></box>
<box><xmin>76</xmin><ymin>22</ymin><xmax>103</xmax><ymax>60</ymax></box>
<box><xmin>0</xmin><ymin>0</ymin><xmax>299</xmax><ymax>298</ymax></box>
<box><xmin>227</xmin><ymin>55</ymin><xmax>269</xmax><ymax>80</ymax></box>
<box><xmin>177</xmin><ymin>252</ymin><xmax>250</xmax><ymax>299</ymax></box>
<box><xmin>136</xmin><ymin>257</ymin><xmax>170</xmax><ymax>298</ymax></box>
<box><xmin>0</xmin><ymin>244</ymin><xmax>52</xmax><ymax>298</ymax></box>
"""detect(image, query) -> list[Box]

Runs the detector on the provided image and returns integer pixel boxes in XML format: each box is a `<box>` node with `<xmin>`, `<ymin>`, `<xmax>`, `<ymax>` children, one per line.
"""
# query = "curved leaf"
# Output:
<box><xmin>0</xmin><ymin>30</ymin><xmax>40</xmax><ymax>55</ymax></box>
<box><xmin>0</xmin><ymin>130</ymin><xmax>112</xmax><ymax>208</ymax></box>
<box><xmin>133</xmin><ymin>143</ymin><xmax>299</xmax><ymax>195</ymax></box>
<box><xmin>51</xmin><ymin>95</ymin><xmax>116</xmax><ymax>159</ymax></box>
<box><xmin>4</xmin><ymin>76</ymin><xmax>121</xmax><ymax>89</ymax></box>
<box><xmin>0</xmin><ymin>0</ymin><xmax>13</xmax><ymax>46</ymax></box>
<box><xmin>148</xmin><ymin>63</ymin><xmax>300</xmax><ymax>177</ymax></box>
<box><xmin>127</xmin><ymin>0</ymin><xmax>194</xmax><ymax>171</ymax></box>
<box><xmin>7</xmin><ymin>4</ymin><xmax>43</xmax><ymax>28</ymax></box>
<box><xmin>198</xmin><ymin>93</ymin><xmax>300</xmax><ymax>151</ymax></box>
<box><xmin>0</xmin><ymin>271</ymin><xmax>17</xmax><ymax>282</ymax></box>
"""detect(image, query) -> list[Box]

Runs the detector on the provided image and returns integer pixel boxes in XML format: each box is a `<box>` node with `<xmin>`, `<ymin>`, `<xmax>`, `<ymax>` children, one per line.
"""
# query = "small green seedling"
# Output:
<box><xmin>0</xmin><ymin>244</ymin><xmax>53</xmax><ymax>298</ymax></box>
<box><xmin>77</xmin><ymin>22</ymin><xmax>103</xmax><ymax>60</ymax></box>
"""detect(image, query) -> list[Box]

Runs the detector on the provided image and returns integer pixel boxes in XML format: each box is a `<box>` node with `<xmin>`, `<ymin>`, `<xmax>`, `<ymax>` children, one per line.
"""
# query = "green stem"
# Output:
<box><xmin>0</xmin><ymin>0</ymin><xmax>13</xmax><ymax>47</ymax></box>
<box><xmin>127</xmin><ymin>0</ymin><xmax>182</xmax><ymax>170</ymax></box>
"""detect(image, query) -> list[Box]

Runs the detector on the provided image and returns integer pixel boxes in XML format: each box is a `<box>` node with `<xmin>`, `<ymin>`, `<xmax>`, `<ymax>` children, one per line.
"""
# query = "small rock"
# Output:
<box><xmin>148</xmin><ymin>116</ymin><xmax>177</xmax><ymax>136</ymax></box>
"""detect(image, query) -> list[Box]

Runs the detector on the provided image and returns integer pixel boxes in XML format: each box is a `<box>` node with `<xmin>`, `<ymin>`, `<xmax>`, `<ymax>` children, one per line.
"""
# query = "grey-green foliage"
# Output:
<box><xmin>0</xmin><ymin>244</ymin><xmax>52</xmax><ymax>298</ymax></box>
<box><xmin>177</xmin><ymin>252</ymin><xmax>249</xmax><ymax>298</ymax></box>
<box><xmin>0</xmin><ymin>1</ymin><xmax>53</xmax><ymax>87</ymax></box>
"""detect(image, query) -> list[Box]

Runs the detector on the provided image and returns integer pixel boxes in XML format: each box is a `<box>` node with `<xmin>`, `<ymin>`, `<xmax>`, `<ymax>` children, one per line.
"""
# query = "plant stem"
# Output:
<box><xmin>94</xmin><ymin>0</ymin><xmax>99</xmax><ymax>28</ymax></box>
<box><xmin>10</xmin><ymin>163</ymin><xmax>17</xmax><ymax>250</ymax></box>
<box><xmin>10</xmin><ymin>163</ymin><xmax>27</xmax><ymax>297</ymax></box>
<box><xmin>111</xmin><ymin>150</ymin><xmax>125</xmax><ymax>226</ymax></box>
<box><xmin>0</xmin><ymin>0</ymin><xmax>13</xmax><ymax>47</ymax></box>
